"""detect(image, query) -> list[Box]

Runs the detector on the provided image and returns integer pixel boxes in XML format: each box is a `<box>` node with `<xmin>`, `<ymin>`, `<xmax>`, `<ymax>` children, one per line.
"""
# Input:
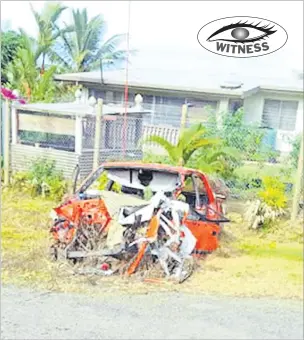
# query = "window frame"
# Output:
<box><xmin>262</xmin><ymin>99</ymin><xmax>298</xmax><ymax>131</ymax></box>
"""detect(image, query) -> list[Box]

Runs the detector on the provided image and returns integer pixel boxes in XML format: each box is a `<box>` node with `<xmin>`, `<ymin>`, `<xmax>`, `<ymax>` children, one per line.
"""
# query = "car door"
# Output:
<box><xmin>183</xmin><ymin>173</ymin><xmax>221</xmax><ymax>254</ymax></box>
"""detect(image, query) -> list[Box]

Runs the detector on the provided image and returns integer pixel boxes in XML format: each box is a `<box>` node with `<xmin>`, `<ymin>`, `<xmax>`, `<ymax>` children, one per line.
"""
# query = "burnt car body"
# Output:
<box><xmin>61</xmin><ymin>162</ymin><xmax>229</xmax><ymax>255</ymax></box>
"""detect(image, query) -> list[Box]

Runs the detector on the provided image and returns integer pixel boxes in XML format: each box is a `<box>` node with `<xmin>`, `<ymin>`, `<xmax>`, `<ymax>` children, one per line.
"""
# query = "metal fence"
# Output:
<box><xmin>3</xmin><ymin>98</ymin><xmax>304</xmax><ymax>217</ymax></box>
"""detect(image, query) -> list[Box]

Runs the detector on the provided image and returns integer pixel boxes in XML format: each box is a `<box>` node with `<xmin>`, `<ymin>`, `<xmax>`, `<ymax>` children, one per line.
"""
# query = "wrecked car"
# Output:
<box><xmin>49</xmin><ymin>162</ymin><xmax>230</xmax><ymax>281</ymax></box>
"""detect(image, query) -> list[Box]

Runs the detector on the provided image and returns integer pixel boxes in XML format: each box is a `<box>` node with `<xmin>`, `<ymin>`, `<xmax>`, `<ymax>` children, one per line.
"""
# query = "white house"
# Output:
<box><xmin>55</xmin><ymin>68</ymin><xmax>303</xmax><ymax>154</ymax></box>
<box><xmin>243</xmin><ymin>85</ymin><xmax>303</xmax><ymax>153</ymax></box>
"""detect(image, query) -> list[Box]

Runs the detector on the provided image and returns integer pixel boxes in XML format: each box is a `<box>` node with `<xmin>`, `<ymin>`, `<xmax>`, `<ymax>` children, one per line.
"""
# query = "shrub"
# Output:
<box><xmin>11</xmin><ymin>172</ymin><xmax>33</xmax><ymax>194</ymax></box>
<box><xmin>11</xmin><ymin>158</ymin><xmax>67</xmax><ymax>201</ymax></box>
<box><xmin>258</xmin><ymin>176</ymin><xmax>287</xmax><ymax>209</ymax></box>
<box><xmin>244</xmin><ymin>176</ymin><xmax>287</xmax><ymax>229</ymax></box>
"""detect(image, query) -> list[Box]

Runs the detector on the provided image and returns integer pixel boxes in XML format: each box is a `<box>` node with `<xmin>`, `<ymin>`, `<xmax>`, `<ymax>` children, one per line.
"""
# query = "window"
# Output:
<box><xmin>88</xmin><ymin>88</ymin><xmax>106</xmax><ymax>100</ymax></box>
<box><xmin>228</xmin><ymin>99</ymin><xmax>243</xmax><ymax>114</ymax></box>
<box><xmin>17</xmin><ymin>110</ymin><xmax>75</xmax><ymax>152</ymax></box>
<box><xmin>113</xmin><ymin>91</ymin><xmax>124</xmax><ymax>104</ymax></box>
<box><xmin>105</xmin><ymin>91</ymin><xmax>114</xmax><ymax>103</ymax></box>
<box><xmin>152</xmin><ymin>96</ymin><xmax>184</xmax><ymax>127</ymax></box>
<box><xmin>262</xmin><ymin>99</ymin><xmax>298</xmax><ymax>131</ymax></box>
<box><xmin>141</xmin><ymin>95</ymin><xmax>154</xmax><ymax>124</ymax></box>
<box><xmin>142</xmin><ymin>95</ymin><xmax>154</xmax><ymax>110</ymax></box>
<box><xmin>193</xmin><ymin>175</ymin><xmax>208</xmax><ymax>207</ymax></box>
<box><xmin>182</xmin><ymin>175</ymin><xmax>197</xmax><ymax>208</ymax></box>
<box><xmin>187</xmin><ymin>99</ymin><xmax>218</xmax><ymax>125</ymax></box>
<box><xmin>182</xmin><ymin>174</ymin><xmax>208</xmax><ymax>208</ymax></box>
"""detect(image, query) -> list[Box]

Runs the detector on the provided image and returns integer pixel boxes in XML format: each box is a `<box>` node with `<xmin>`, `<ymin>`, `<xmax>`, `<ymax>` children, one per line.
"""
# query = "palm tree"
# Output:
<box><xmin>51</xmin><ymin>8</ymin><xmax>130</xmax><ymax>72</ymax></box>
<box><xmin>143</xmin><ymin>123</ymin><xmax>220</xmax><ymax>166</ymax></box>
<box><xmin>30</xmin><ymin>2</ymin><xmax>70</xmax><ymax>73</ymax></box>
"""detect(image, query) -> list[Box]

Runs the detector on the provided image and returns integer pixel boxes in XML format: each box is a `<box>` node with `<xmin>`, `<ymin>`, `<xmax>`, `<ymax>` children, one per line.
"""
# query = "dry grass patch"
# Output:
<box><xmin>1</xmin><ymin>189</ymin><xmax>303</xmax><ymax>299</ymax></box>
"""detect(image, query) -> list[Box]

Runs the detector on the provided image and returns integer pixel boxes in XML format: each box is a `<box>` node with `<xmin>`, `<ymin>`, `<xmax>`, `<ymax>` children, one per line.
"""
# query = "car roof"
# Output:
<box><xmin>101</xmin><ymin>161</ymin><xmax>201</xmax><ymax>176</ymax></box>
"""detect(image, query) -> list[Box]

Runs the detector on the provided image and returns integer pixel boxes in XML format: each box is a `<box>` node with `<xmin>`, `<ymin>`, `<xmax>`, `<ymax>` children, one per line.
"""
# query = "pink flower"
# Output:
<box><xmin>1</xmin><ymin>87</ymin><xmax>17</xmax><ymax>100</ymax></box>
<box><xmin>0</xmin><ymin>87</ymin><xmax>27</xmax><ymax>104</ymax></box>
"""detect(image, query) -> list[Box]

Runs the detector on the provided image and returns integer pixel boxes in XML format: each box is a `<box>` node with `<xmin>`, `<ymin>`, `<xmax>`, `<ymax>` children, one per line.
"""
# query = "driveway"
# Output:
<box><xmin>1</xmin><ymin>286</ymin><xmax>303</xmax><ymax>339</ymax></box>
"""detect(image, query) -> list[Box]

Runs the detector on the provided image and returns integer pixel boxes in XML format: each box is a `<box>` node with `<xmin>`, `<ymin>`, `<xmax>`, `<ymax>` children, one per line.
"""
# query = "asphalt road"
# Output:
<box><xmin>1</xmin><ymin>286</ymin><xmax>303</xmax><ymax>340</ymax></box>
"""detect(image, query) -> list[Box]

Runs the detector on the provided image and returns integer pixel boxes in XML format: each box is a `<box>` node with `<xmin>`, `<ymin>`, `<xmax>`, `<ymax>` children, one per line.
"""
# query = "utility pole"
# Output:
<box><xmin>3</xmin><ymin>99</ymin><xmax>11</xmax><ymax>186</ymax></box>
<box><xmin>291</xmin><ymin>134</ymin><xmax>304</xmax><ymax>221</ymax></box>
<box><xmin>100</xmin><ymin>59</ymin><xmax>104</xmax><ymax>84</ymax></box>
<box><xmin>93</xmin><ymin>98</ymin><xmax>103</xmax><ymax>170</ymax></box>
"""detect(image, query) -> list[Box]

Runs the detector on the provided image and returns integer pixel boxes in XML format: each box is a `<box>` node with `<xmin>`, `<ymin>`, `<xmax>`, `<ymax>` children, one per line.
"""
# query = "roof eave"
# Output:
<box><xmin>243</xmin><ymin>86</ymin><xmax>303</xmax><ymax>97</ymax></box>
<box><xmin>54</xmin><ymin>76</ymin><xmax>243</xmax><ymax>98</ymax></box>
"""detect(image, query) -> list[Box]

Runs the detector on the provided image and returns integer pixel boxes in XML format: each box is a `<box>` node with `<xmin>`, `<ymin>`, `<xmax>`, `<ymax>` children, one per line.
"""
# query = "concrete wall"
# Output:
<box><xmin>243</xmin><ymin>93</ymin><xmax>264</xmax><ymax>125</ymax></box>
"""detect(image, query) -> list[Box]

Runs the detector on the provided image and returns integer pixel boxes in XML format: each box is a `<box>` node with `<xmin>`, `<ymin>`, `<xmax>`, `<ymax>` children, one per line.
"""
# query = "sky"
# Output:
<box><xmin>1</xmin><ymin>1</ymin><xmax>303</xmax><ymax>80</ymax></box>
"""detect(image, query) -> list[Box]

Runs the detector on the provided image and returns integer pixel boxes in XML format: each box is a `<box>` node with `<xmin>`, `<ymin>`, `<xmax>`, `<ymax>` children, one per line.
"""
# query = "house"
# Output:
<box><xmin>54</xmin><ymin>68</ymin><xmax>244</xmax><ymax>127</ymax></box>
<box><xmin>54</xmin><ymin>68</ymin><xmax>303</xmax><ymax>154</ymax></box>
<box><xmin>243</xmin><ymin>85</ymin><xmax>303</xmax><ymax>153</ymax></box>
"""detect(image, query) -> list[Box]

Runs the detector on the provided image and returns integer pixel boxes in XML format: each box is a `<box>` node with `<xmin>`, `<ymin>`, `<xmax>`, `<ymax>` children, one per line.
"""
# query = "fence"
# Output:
<box><xmin>2</xmin><ymin>97</ymin><xmax>303</xmax><ymax>219</ymax></box>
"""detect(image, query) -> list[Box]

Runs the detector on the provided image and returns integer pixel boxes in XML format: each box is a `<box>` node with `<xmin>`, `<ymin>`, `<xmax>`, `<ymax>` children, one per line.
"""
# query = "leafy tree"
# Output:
<box><xmin>143</xmin><ymin>123</ymin><xmax>219</xmax><ymax>166</ymax></box>
<box><xmin>51</xmin><ymin>8</ymin><xmax>131</xmax><ymax>72</ymax></box>
<box><xmin>1</xmin><ymin>30</ymin><xmax>25</xmax><ymax>83</ymax></box>
<box><xmin>5</xmin><ymin>34</ymin><xmax>58</xmax><ymax>103</ymax></box>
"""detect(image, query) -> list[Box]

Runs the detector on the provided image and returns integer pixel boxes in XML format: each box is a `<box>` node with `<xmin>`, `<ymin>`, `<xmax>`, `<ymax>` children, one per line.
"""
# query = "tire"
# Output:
<box><xmin>178</xmin><ymin>256</ymin><xmax>195</xmax><ymax>284</ymax></box>
<box><xmin>49</xmin><ymin>246</ymin><xmax>58</xmax><ymax>261</ymax></box>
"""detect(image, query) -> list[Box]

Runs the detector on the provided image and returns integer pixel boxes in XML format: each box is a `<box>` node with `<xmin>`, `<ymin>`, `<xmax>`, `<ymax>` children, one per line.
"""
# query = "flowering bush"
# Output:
<box><xmin>244</xmin><ymin>176</ymin><xmax>288</xmax><ymax>229</ymax></box>
<box><xmin>258</xmin><ymin>176</ymin><xmax>287</xmax><ymax>209</ymax></box>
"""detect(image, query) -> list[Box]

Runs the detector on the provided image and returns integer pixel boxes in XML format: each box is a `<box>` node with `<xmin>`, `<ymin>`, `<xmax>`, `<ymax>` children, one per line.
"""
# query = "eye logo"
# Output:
<box><xmin>197</xmin><ymin>16</ymin><xmax>288</xmax><ymax>58</ymax></box>
<box><xmin>207</xmin><ymin>21</ymin><xmax>277</xmax><ymax>43</ymax></box>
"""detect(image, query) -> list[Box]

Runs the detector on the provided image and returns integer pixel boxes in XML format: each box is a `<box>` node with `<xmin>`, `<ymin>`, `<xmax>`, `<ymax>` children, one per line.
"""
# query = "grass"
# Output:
<box><xmin>1</xmin><ymin>189</ymin><xmax>303</xmax><ymax>300</ymax></box>
<box><xmin>235</xmin><ymin>161</ymin><xmax>296</xmax><ymax>183</ymax></box>
<box><xmin>238</xmin><ymin>242</ymin><xmax>303</xmax><ymax>261</ymax></box>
